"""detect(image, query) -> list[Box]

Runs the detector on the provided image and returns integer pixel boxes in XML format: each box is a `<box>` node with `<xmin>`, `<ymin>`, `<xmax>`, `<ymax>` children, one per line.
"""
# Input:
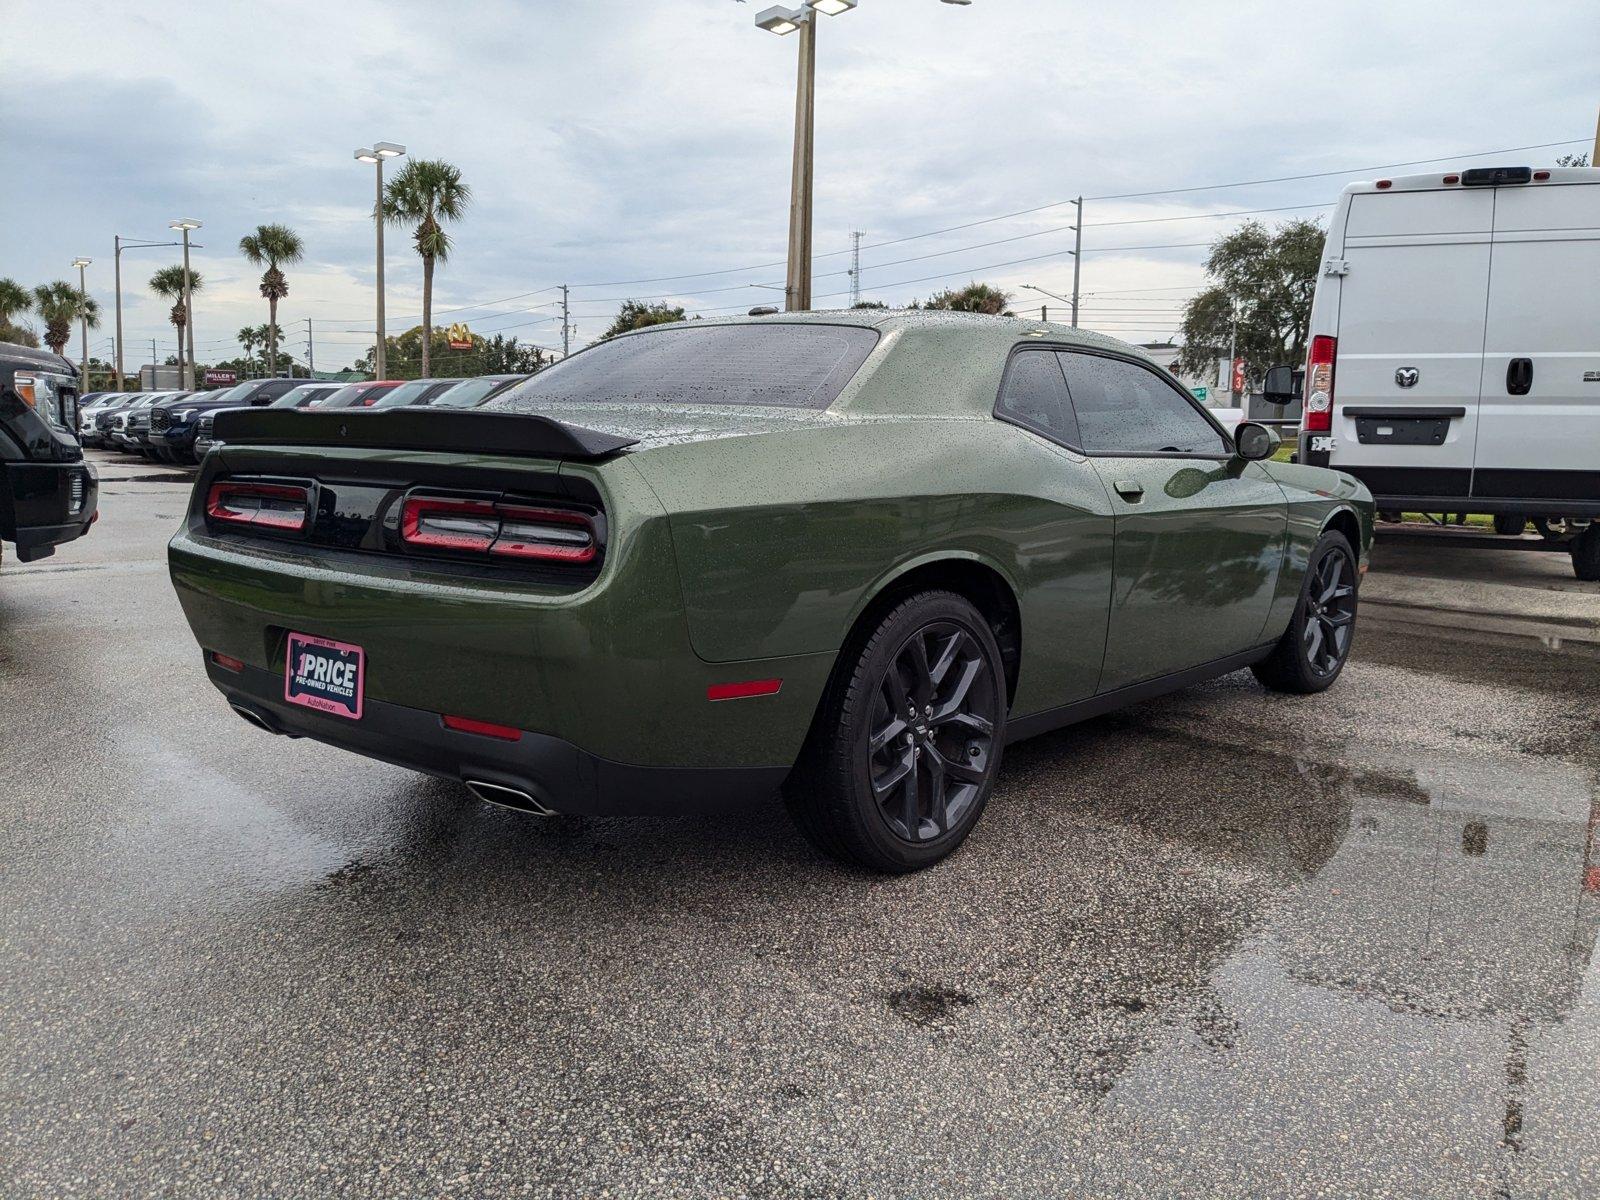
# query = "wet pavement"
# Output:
<box><xmin>2</xmin><ymin>451</ymin><xmax>1597</xmax><ymax>1198</ymax></box>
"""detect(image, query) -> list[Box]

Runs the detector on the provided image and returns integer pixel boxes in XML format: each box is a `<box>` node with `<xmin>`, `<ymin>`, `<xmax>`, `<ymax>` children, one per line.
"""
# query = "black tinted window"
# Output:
<box><xmin>997</xmin><ymin>349</ymin><xmax>1080</xmax><ymax>445</ymax></box>
<box><xmin>489</xmin><ymin>324</ymin><xmax>878</xmax><ymax>412</ymax></box>
<box><xmin>1059</xmin><ymin>353</ymin><xmax>1228</xmax><ymax>455</ymax></box>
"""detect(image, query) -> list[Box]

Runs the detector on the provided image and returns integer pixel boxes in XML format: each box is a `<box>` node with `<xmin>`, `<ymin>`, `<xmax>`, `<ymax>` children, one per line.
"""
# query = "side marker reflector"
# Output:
<box><xmin>707</xmin><ymin>679</ymin><xmax>783</xmax><ymax>702</ymax></box>
<box><xmin>442</xmin><ymin>714</ymin><xmax>524</xmax><ymax>741</ymax></box>
<box><xmin>211</xmin><ymin>652</ymin><xmax>245</xmax><ymax>673</ymax></box>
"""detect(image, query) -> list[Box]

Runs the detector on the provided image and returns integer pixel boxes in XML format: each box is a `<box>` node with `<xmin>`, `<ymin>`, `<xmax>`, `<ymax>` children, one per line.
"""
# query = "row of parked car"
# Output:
<box><xmin>79</xmin><ymin>373</ymin><xmax>531</xmax><ymax>464</ymax></box>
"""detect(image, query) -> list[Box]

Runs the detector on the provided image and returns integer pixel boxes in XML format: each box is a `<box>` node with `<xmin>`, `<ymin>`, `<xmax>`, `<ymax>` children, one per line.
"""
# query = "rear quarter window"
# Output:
<box><xmin>489</xmin><ymin>324</ymin><xmax>879</xmax><ymax>411</ymax></box>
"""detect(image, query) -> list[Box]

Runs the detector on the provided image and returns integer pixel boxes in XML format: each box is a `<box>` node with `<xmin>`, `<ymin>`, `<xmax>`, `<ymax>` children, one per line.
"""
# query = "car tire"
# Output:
<box><xmin>784</xmin><ymin>590</ymin><xmax>1007</xmax><ymax>873</ymax></box>
<box><xmin>1492</xmin><ymin>513</ymin><xmax>1525</xmax><ymax>536</ymax></box>
<box><xmin>1252</xmin><ymin>529</ymin><xmax>1359</xmax><ymax>695</ymax></box>
<box><xmin>1572</xmin><ymin>526</ymin><xmax>1600</xmax><ymax>582</ymax></box>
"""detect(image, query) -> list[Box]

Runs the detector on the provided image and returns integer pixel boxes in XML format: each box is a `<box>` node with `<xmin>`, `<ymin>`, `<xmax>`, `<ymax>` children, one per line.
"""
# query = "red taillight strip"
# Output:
<box><xmin>400</xmin><ymin>494</ymin><xmax>598</xmax><ymax>564</ymax></box>
<box><xmin>1304</xmin><ymin>334</ymin><xmax>1337</xmax><ymax>434</ymax></box>
<box><xmin>211</xmin><ymin>651</ymin><xmax>245</xmax><ymax>673</ymax></box>
<box><xmin>206</xmin><ymin>481</ymin><xmax>311</xmax><ymax>531</ymax></box>
<box><xmin>441</xmin><ymin>714</ymin><xmax>523</xmax><ymax>741</ymax></box>
<box><xmin>707</xmin><ymin>679</ymin><xmax>783</xmax><ymax>702</ymax></box>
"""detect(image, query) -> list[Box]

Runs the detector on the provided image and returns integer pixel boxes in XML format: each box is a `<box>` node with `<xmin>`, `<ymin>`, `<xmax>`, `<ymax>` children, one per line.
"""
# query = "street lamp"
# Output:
<box><xmin>355</xmin><ymin>141</ymin><xmax>405</xmax><ymax>380</ymax></box>
<box><xmin>70</xmin><ymin>258</ymin><xmax>92</xmax><ymax>391</ymax></box>
<box><xmin>755</xmin><ymin>1</ymin><xmax>963</xmax><ymax>311</ymax></box>
<box><xmin>169</xmin><ymin>219</ymin><xmax>202</xmax><ymax>388</ymax></box>
<box><xmin>1018</xmin><ymin>200</ymin><xmax>1084</xmax><ymax>328</ymax></box>
<box><xmin>112</xmin><ymin>236</ymin><xmax>183</xmax><ymax>388</ymax></box>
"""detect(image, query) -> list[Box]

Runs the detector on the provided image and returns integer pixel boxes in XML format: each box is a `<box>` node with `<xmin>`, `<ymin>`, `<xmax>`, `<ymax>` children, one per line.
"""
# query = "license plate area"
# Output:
<box><xmin>284</xmin><ymin>631</ymin><xmax>365</xmax><ymax>720</ymax></box>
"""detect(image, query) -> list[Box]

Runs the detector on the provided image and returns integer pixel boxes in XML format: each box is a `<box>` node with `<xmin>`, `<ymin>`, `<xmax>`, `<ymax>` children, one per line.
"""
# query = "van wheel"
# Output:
<box><xmin>784</xmin><ymin>590</ymin><xmax>1006</xmax><ymax>873</ymax></box>
<box><xmin>1572</xmin><ymin>526</ymin><xmax>1600</xmax><ymax>582</ymax></box>
<box><xmin>1492</xmin><ymin>514</ymin><xmax>1525</xmax><ymax>536</ymax></box>
<box><xmin>1252</xmin><ymin>530</ymin><xmax>1358</xmax><ymax>694</ymax></box>
<box><xmin>1534</xmin><ymin>517</ymin><xmax>1575</xmax><ymax>543</ymax></box>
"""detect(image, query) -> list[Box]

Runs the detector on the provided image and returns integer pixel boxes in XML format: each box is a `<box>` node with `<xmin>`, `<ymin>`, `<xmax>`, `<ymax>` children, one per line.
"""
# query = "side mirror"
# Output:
<box><xmin>1234</xmin><ymin>421</ymin><xmax>1280</xmax><ymax>461</ymax></box>
<box><xmin>1262</xmin><ymin>364</ymin><xmax>1297</xmax><ymax>406</ymax></box>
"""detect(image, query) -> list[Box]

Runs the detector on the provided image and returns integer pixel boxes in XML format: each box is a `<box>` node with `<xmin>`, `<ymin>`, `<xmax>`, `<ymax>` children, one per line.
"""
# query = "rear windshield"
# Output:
<box><xmin>488</xmin><ymin>324</ymin><xmax>879</xmax><ymax>412</ymax></box>
<box><xmin>429</xmin><ymin>377</ymin><xmax>511</xmax><ymax>409</ymax></box>
<box><xmin>371</xmin><ymin>379</ymin><xmax>444</xmax><ymax>408</ymax></box>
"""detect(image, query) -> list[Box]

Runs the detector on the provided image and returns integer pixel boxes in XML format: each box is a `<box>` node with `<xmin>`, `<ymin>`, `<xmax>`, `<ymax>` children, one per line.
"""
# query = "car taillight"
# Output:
<box><xmin>400</xmin><ymin>495</ymin><xmax>597</xmax><ymax>564</ymax></box>
<box><xmin>206</xmin><ymin>480</ymin><xmax>311</xmax><ymax>531</ymax></box>
<box><xmin>1304</xmin><ymin>335</ymin><xmax>1337</xmax><ymax>433</ymax></box>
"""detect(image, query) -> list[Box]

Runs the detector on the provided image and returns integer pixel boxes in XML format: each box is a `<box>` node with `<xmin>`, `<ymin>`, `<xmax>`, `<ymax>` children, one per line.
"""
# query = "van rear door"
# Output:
<box><xmin>1330</xmin><ymin>188</ymin><xmax>1493</xmax><ymax>500</ymax></box>
<box><xmin>1473</xmin><ymin>181</ymin><xmax>1600</xmax><ymax>504</ymax></box>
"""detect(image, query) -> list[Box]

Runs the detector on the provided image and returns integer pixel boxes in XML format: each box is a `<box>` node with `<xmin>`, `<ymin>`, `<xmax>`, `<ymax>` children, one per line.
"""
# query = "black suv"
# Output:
<box><xmin>149</xmin><ymin>377</ymin><xmax>308</xmax><ymax>463</ymax></box>
<box><xmin>1</xmin><ymin>342</ymin><xmax>98</xmax><ymax>564</ymax></box>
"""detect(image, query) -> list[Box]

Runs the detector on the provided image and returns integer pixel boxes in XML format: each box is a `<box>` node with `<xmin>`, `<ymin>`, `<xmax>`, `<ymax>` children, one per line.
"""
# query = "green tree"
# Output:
<box><xmin>149</xmin><ymin>265</ymin><xmax>203</xmax><ymax>369</ymax></box>
<box><xmin>31</xmin><ymin>280</ymin><xmax>100</xmax><ymax>357</ymax></box>
<box><xmin>0</xmin><ymin>278</ymin><xmax>31</xmax><ymax>329</ymax></box>
<box><xmin>238</xmin><ymin>223</ymin><xmax>304</xmax><ymax>377</ymax></box>
<box><xmin>237</xmin><ymin>325</ymin><xmax>260</xmax><ymax>364</ymax></box>
<box><xmin>923</xmin><ymin>282</ymin><xmax>1010</xmax><ymax>314</ymax></box>
<box><xmin>600</xmin><ymin>300</ymin><xmax>689</xmax><ymax>340</ymax></box>
<box><xmin>851</xmin><ymin>299</ymin><xmax>888</xmax><ymax>310</ymax></box>
<box><xmin>1174</xmin><ymin>218</ymin><xmax>1324</xmax><ymax>385</ymax></box>
<box><xmin>479</xmin><ymin>333</ymin><xmax>549</xmax><ymax>375</ymax></box>
<box><xmin>1556</xmin><ymin>152</ymin><xmax>1589</xmax><ymax>167</ymax></box>
<box><xmin>383</xmin><ymin>159</ymin><xmax>471</xmax><ymax>379</ymax></box>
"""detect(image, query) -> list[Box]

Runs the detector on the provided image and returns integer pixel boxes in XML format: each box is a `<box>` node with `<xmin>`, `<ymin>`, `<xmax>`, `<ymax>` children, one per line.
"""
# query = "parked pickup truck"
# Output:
<box><xmin>1</xmin><ymin>342</ymin><xmax>98</xmax><ymax>565</ymax></box>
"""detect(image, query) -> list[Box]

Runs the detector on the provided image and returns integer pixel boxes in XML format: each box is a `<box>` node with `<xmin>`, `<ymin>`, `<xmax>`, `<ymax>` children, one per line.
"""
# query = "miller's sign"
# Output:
<box><xmin>446</xmin><ymin>322</ymin><xmax>474</xmax><ymax>351</ymax></box>
<box><xmin>204</xmin><ymin>369</ymin><xmax>238</xmax><ymax>387</ymax></box>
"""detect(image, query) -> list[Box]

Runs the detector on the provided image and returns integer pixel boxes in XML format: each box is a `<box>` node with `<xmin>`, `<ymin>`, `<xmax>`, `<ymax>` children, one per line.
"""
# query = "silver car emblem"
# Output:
<box><xmin>1395</xmin><ymin>367</ymin><xmax>1419</xmax><ymax>389</ymax></box>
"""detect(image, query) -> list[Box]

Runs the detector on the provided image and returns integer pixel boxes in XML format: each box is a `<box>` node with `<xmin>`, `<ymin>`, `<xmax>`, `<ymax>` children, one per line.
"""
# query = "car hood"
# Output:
<box><xmin>484</xmin><ymin>398</ymin><xmax>843</xmax><ymax>450</ymax></box>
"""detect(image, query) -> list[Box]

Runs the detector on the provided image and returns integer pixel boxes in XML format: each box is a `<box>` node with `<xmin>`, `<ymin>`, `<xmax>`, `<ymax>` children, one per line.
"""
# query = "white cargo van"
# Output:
<box><xmin>1269</xmin><ymin>165</ymin><xmax>1600</xmax><ymax>579</ymax></box>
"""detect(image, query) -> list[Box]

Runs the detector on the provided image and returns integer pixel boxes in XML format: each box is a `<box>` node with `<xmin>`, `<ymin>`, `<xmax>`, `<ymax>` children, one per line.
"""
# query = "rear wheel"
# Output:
<box><xmin>1572</xmin><ymin>525</ymin><xmax>1600</xmax><ymax>582</ymax></box>
<box><xmin>1492</xmin><ymin>513</ymin><xmax>1525</xmax><ymax>536</ymax></box>
<box><xmin>1252</xmin><ymin>530</ymin><xmax>1359</xmax><ymax>694</ymax></box>
<box><xmin>785</xmin><ymin>591</ymin><xmax>1006</xmax><ymax>873</ymax></box>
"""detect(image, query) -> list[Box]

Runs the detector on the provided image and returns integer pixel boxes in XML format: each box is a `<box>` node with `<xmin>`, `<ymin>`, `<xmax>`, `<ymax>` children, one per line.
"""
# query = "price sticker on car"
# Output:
<box><xmin>284</xmin><ymin>632</ymin><xmax>365</xmax><ymax>720</ymax></box>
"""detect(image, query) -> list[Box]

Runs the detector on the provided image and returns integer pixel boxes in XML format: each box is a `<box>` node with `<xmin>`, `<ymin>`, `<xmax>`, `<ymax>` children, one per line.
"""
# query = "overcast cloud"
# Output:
<box><xmin>2</xmin><ymin>0</ymin><xmax>1592</xmax><ymax>370</ymax></box>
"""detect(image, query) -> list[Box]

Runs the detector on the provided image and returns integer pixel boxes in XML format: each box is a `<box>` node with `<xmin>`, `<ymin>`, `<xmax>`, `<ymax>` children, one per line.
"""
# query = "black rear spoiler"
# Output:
<box><xmin>212</xmin><ymin>407</ymin><xmax>637</xmax><ymax>460</ymax></box>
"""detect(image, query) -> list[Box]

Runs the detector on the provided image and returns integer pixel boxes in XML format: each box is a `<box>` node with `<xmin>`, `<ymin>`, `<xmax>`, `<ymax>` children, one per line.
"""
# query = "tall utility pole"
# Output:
<box><xmin>1070</xmin><ymin>197</ymin><xmax>1083</xmax><ymax>328</ymax></box>
<box><xmin>112</xmin><ymin>235</ymin><xmax>182</xmax><ymax>389</ymax></box>
<box><xmin>355</xmin><ymin>142</ymin><xmax>406</xmax><ymax>380</ymax></box>
<box><xmin>561</xmin><ymin>284</ymin><xmax>571</xmax><ymax>357</ymax></box>
<box><xmin>150</xmin><ymin>337</ymin><xmax>157</xmax><ymax>389</ymax></box>
<box><xmin>305</xmin><ymin>317</ymin><xmax>315</xmax><ymax>377</ymax></box>
<box><xmin>170</xmin><ymin>219</ymin><xmax>202</xmax><ymax>389</ymax></box>
<box><xmin>1592</xmin><ymin>102</ymin><xmax>1600</xmax><ymax>165</ymax></box>
<box><xmin>784</xmin><ymin>11</ymin><xmax>817</xmax><ymax>311</ymax></box>
<box><xmin>847</xmin><ymin>231</ymin><xmax>864</xmax><ymax>308</ymax></box>
<box><xmin>71</xmin><ymin>258</ymin><xmax>92</xmax><ymax>392</ymax></box>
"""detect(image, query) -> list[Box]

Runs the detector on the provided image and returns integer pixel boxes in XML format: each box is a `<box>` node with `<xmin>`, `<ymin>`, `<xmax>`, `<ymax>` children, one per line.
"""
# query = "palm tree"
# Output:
<box><xmin>32</xmin><ymin>281</ymin><xmax>100</xmax><ymax>357</ymax></box>
<box><xmin>0</xmin><ymin>277</ymin><xmax>31</xmax><ymax>329</ymax></box>
<box><xmin>238</xmin><ymin>224</ymin><xmax>304</xmax><ymax>376</ymax></box>
<box><xmin>237</xmin><ymin>325</ymin><xmax>260</xmax><ymax>364</ymax></box>
<box><xmin>149</xmin><ymin>266</ymin><xmax>203</xmax><ymax>374</ymax></box>
<box><xmin>383</xmin><ymin>159</ymin><xmax>471</xmax><ymax>378</ymax></box>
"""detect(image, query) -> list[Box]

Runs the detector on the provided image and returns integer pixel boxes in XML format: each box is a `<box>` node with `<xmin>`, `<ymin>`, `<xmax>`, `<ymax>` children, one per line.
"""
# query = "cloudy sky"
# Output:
<box><xmin>2</xmin><ymin>0</ymin><xmax>1593</xmax><ymax>371</ymax></box>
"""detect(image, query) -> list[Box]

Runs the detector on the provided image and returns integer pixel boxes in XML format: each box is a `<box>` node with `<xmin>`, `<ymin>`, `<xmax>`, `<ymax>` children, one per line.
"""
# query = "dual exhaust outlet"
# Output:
<box><xmin>228</xmin><ymin>701</ymin><xmax>555</xmax><ymax>817</ymax></box>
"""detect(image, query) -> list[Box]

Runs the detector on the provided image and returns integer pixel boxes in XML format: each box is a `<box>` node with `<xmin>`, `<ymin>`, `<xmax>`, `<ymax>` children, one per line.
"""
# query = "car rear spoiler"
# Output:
<box><xmin>211</xmin><ymin>407</ymin><xmax>638</xmax><ymax>460</ymax></box>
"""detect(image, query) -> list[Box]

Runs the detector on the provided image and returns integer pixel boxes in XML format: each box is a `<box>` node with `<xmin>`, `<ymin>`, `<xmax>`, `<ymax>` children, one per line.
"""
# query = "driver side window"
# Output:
<box><xmin>1059</xmin><ymin>352</ymin><xmax>1229</xmax><ymax>456</ymax></box>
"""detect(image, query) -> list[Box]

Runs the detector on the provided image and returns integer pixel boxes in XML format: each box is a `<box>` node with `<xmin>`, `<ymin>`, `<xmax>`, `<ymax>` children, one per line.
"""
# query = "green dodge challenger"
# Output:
<box><xmin>170</xmin><ymin>311</ymin><xmax>1372</xmax><ymax>871</ymax></box>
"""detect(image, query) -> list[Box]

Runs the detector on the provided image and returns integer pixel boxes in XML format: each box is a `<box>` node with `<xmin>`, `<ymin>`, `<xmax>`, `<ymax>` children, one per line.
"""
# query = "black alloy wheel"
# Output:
<box><xmin>864</xmin><ymin>621</ymin><xmax>999</xmax><ymax>843</ymax></box>
<box><xmin>1301</xmin><ymin>548</ymin><xmax>1357</xmax><ymax>678</ymax></box>
<box><xmin>784</xmin><ymin>590</ymin><xmax>1008</xmax><ymax>873</ymax></box>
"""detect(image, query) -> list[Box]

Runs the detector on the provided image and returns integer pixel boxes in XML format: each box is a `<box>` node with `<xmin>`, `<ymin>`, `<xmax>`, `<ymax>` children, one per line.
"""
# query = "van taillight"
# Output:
<box><xmin>1304</xmin><ymin>335</ymin><xmax>1337</xmax><ymax>433</ymax></box>
<box><xmin>400</xmin><ymin>495</ymin><xmax>597</xmax><ymax>564</ymax></box>
<box><xmin>206</xmin><ymin>480</ymin><xmax>311</xmax><ymax>531</ymax></box>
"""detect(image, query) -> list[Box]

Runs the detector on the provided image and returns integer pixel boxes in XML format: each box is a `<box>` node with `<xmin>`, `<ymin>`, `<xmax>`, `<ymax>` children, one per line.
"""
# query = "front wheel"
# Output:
<box><xmin>1572</xmin><ymin>525</ymin><xmax>1600</xmax><ymax>582</ymax></box>
<box><xmin>1252</xmin><ymin>530</ymin><xmax>1359</xmax><ymax>694</ymax></box>
<box><xmin>784</xmin><ymin>590</ymin><xmax>1006</xmax><ymax>873</ymax></box>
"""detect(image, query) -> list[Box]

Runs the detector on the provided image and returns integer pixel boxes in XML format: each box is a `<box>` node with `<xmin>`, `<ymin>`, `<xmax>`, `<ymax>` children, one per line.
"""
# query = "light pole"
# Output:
<box><xmin>1020</xmin><ymin>283</ymin><xmax>1079</xmax><ymax>328</ymax></box>
<box><xmin>113</xmin><ymin>236</ymin><xmax>182</xmax><ymax>388</ymax></box>
<box><xmin>355</xmin><ymin>142</ymin><xmax>405</xmax><ymax>380</ymax></box>
<box><xmin>754</xmin><ymin>2</ymin><xmax>966</xmax><ymax>311</ymax></box>
<box><xmin>70</xmin><ymin>258</ymin><xmax>92</xmax><ymax>391</ymax></box>
<box><xmin>169</xmin><ymin>219</ymin><xmax>202</xmax><ymax>388</ymax></box>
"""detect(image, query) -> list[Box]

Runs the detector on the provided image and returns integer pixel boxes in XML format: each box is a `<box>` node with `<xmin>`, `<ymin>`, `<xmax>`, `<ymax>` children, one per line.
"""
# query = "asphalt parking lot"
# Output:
<box><xmin>3</xmin><ymin>451</ymin><xmax>1597</xmax><ymax>1198</ymax></box>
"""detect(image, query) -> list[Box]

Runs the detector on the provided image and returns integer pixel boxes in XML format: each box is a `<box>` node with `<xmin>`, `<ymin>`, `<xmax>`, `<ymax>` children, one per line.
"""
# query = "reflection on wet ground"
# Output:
<box><xmin>2</xmin><ymin>549</ymin><xmax>1598</xmax><ymax>1194</ymax></box>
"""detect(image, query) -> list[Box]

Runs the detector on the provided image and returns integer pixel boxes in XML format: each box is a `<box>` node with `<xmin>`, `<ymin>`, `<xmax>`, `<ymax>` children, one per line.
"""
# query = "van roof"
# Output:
<box><xmin>1341</xmin><ymin>165</ymin><xmax>1599</xmax><ymax>196</ymax></box>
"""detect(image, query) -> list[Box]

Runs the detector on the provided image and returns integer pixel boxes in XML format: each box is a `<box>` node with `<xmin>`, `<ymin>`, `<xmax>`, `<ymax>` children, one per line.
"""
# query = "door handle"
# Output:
<box><xmin>1506</xmin><ymin>357</ymin><xmax>1533</xmax><ymax>396</ymax></box>
<box><xmin>1113</xmin><ymin>479</ymin><xmax>1144</xmax><ymax>500</ymax></box>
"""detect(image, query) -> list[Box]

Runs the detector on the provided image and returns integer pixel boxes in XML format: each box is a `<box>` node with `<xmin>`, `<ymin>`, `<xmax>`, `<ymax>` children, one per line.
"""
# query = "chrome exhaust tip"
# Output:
<box><xmin>464</xmin><ymin>779</ymin><xmax>555</xmax><ymax>817</ymax></box>
<box><xmin>230</xmin><ymin>702</ymin><xmax>279</xmax><ymax>734</ymax></box>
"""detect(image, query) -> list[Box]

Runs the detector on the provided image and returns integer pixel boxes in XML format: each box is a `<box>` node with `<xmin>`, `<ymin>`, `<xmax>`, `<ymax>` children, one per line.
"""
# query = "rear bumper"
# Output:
<box><xmin>207</xmin><ymin>656</ymin><xmax>789</xmax><ymax>816</ymax></box>
<box><xmin>1302</xmin><ymin>456</ymin><xmax>1600</xmax><ymax>516</ymax></box>
<box><xmin>0</xmin><ymin>461</ymin><xmax>98</xmax><ymax>559</ymax></box>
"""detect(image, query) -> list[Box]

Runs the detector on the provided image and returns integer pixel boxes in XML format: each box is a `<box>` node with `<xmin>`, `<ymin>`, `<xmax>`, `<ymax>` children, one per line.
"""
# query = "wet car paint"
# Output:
<box><xmin>2</xmin><ymin>452</ymin><xmax>1597</xmax><ymax>1197</ymax></box>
